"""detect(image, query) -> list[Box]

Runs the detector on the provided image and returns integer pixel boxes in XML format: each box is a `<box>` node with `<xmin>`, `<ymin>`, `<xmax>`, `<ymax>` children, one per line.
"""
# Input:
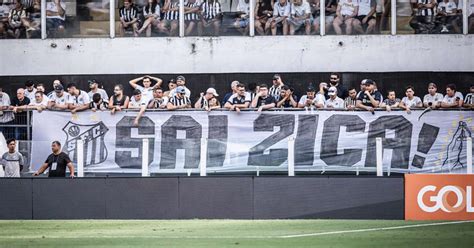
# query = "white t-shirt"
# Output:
<box><xmin>88</xmin><ymin>89</ymin><xmax>109</xmax><ymax>102</ymax></box>
<box><xmin>0</xmin><ymin>92</ymin><xmax>14</xmax><ymax>123</ymax></box>
<box><xmin>129</xmin><ymin>96</ymin><xmax>147</xmax><ymax>108</ymax></box>
<box><xmin>273</xmin><ymin>1</ymin><xmax>291</xmax><ymax>17</ymax></box>
<box><xmin>438</xmin><ymin>1</ymin><xmax>457</xmax><ymax>13</ymax></box>
<box><xmin>299</xmin><ymin>94</ymin><xmax>325</xmax><ymax>107</ymax></box>
<box><xmin>236</xmin><ymin>0</ymin><xmax>250</xmax><ymax>15</ymax></box>
<box><xmin>135</xmin><ymin>85</ymin><xmax>155</xmax><ymax>103</ymax></box>
<box><xmin>401</xmin><ymin>96</ymin><xmax>422</xmax><ymax>108</ymax></box>
<box><xmin>339</xmin><ymin>0</ymin><xmax>359</xmax><ymax>16</ymax></box>
<box><xmin>291</xmin><ymin>1</ymin><xmax>311</xmax><ymax>17</ymax></box>
<box><xmin>325</xmin><ymin>97</ymin><xmax>345</xmax><ymax>109</ymax></box>
<box><xmin>423</xmin><ymin>93</ymin><xmax>444</xmax><ymax>105</ymax></box>
<box><xmin>442</xmin><ymin>92</ymin><xmax>464</xmax><ymax>104</ymax></box>
<box><xmin>24</xmin><ymin>88</ymin><xmax>37</xmax><ymax>102</ymax></box>
<box><xmin>67</xmin><ymin>90</ymin><xmax>91</xmax><ymax>106</ymax></box>
<box><xmin>0</xmin><ymin>4</ymin><xmax>11</xmax><ymax>18</ymax></box>
<box><xmin>46</xmin><ymin>1</ymin><xmax>66</xmax><ymax>20</ymax></box>
<box><xmin>29</xmin><ymin>97</ymin><xmax>49</xmax><ymax>107</ymax></box>
<box><xmin>49</xmin><ymin>92</ymin><xmax>70</xmax><ymax>106</ymax></box>
<box><xmin>358</xmin><ymin>0</ymin><xmax>375</xmax><ymax>16</ymax></box>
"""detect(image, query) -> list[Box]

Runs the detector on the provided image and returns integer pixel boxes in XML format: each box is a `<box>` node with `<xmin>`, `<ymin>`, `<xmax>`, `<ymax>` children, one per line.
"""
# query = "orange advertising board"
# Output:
<box><xmin>405</xmin><ymin>174</ymin><xmax>474</xmax><ymax>220</ymax></box>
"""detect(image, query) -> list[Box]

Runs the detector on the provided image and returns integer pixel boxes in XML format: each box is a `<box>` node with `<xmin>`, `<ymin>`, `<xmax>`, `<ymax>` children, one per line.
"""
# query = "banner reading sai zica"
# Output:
<box><xmin>405</xmin><ymin>174</ymin><xmax>474</xmax><ymax>220</ymax></box>
<box><xmin>31</xmin><ymin>110</ymin><xmax>472</xmax><ymax>174</ymax></box>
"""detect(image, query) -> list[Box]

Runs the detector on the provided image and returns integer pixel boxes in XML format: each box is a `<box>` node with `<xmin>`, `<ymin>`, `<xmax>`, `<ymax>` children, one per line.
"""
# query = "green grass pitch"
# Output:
<box><xmin>0</xmin><ymin>220</ymin><xmax>473</xmax><ymax>247</ymax></box>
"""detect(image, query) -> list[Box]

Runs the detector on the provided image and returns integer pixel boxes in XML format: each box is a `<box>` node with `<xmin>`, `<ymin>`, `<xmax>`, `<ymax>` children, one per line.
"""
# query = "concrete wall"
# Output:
<box><xmin>1</xmin><ymin>35</ymin><xmax>473</xmax><ymax>76</ymax></box>
<box><xmin>0</xmin><ymin>176</ymin><xmax>404</xmax><ymax>220</ymax></box>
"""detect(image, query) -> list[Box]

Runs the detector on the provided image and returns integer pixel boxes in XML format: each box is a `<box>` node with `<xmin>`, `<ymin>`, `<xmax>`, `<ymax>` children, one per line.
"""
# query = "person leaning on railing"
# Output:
<box><xmin>441</xmin><ymin>83</ymin><xmax>464</xmax><ymax>108</ymax></box>
<box><xmin>355</xmin><ymin>79</ymin><xmax>381</xmax><ymax>113</ymax></box>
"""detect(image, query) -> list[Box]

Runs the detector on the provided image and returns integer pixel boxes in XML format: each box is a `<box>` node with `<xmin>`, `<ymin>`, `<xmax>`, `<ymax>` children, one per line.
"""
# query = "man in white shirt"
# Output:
<box><xmin>399</xmin><ymin>86</ymin><xmax>423</xmax><ymax>113</ymax></box>
<box><xmin>333</xmin><ymin>0</ymin><xmax>359</xmax><ymax>35</ymax></box>
<box><xmin>325</xmin><ymin>86</ymin><xmax>345</xmax><ymax>108</ymax></box>
<box><xmin>423</xmin><ymin>83</ymin><xmax>443</xmax><ymax>108</ymax></box>
<box><xmin>28</xmin><ymin>91</ymin><xmax>49</xmax><ymax>112</ymax></box>
<box><xmin>66</xmin><ymin>83</ymin><xmax>91</xmax><ymax>113</ymax></box>
<box><xmin>129</xmin><ymin>75</ymin><xmax>163</xmax><ymax>103</ymax></box>
<box><xmin>437</xmin><ymin>0</ymin><xmax>459</xmax><ymax>33</ymax></box>
<box><xmin>289</xmin><ymin>0</ymin><xmax>312</xmax><ymax>35</ymax></box>
<box><xmin>266</xmin><ymin>0</ymin><xmax>290</xmax><ymax>35</ymax></box>
<box><xmin>46</xmin><ymin>0</ymin><xmax>66</xmax><ymax>36</ymax></box>
<box><xmin>128</xmin><ymin>89</ymin><xmax>148</xmax><ymax>126</ymax></box>
<box><xmin>441</xmin><ymin>83</ymin><xmax>464</xmax><ymax>108</ymax></box>
<box><xmin>48</xmin><ymin>84</ymin><xmax>70</xmax><ymax>110</ymax></box>
<box><xmin>353</xmin><ymin>0</ymin><xmax>376</xmax><ymax>34</ymax></box>
<box><xmin>24</xmin><ymin>80</ymin><xmax>37</xmax><ymax>102</ymax></box>
<box><xmin>298</xmin><ymin>86</ymin><xmax>325</xmax><ymax>109</ymax></box>
<box><xmin>87</xmin><ymin>80</ymin><xmax>109</xmax><ymax>103</ymax></box>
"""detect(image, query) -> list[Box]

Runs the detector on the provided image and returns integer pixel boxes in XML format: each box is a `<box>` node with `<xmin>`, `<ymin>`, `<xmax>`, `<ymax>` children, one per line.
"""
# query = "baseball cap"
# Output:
<box><xmin>176</xmin><ymin>86</ymin><xmax>186</xmax><ymax>94</ymax></box>
<box><xmin>88</xmin><ymin>79</ymin><xmax>98</xmax><ymax>85</ymax></box>
<box><xmin>176</xmin><ymin>76</ymin><xmax>186</xmax><ymax>82</ymax></box>
<box><xmin>206</xmin><ymin>88</ymin><xmax>219</xmax><ymax>97</ymax></box>
<box><xmin>364</xmin><ymin>79</ymin><xmax>375</xmax><ymax>85</ymax></box>
<box><xmin>54</xmin><ymin>84</ymin><xmax>64</xmax><ymax>92</ymax></box>
<box><xmin>273</xmin><ymin>74</ymin><xmax>280</xmax><ymax>80</ymax></box>
<box><xmin>328</xmin><ymin>86</ymin><xmax>337</xmax><ymax>96</ymax></box>
<box><xmin>133</xmin><ymin>89</ymin><xmax>142</xmax><ymax>96</ymax></box>
<box><xmin>306</xmin><ymin>86</ymin><xmax>316</xmax><ymax>92</ymax></box>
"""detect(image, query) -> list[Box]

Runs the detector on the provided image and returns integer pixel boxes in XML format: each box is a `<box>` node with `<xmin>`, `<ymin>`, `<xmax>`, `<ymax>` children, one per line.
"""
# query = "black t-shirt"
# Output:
<box><xmin>357</xmin><ymin>91</ymin><xmax>383</xmax><ymax>107</ymax></box>
<box><xmin>11</xmin><ymin>97</ymin><xmax>30</xmax><ymax>106</ymax></box>
<box><xmin>256</xmin><ymin>95</ymin><xmax>276</xmax><ymax>108</ymax></box>
<box><xmin>45</xmin><ymin>152</ymin><xmax>72</xmax><ymax>177</ymax></box>
<box><xmin>11</xmin><ymin>97</ymin><xmax>31</xmax><ymax>124</ymax></box>
<box><xmin>280</xmin><ymin>95</ymin><xmax>299</xmax><ymax>108</ymax></box>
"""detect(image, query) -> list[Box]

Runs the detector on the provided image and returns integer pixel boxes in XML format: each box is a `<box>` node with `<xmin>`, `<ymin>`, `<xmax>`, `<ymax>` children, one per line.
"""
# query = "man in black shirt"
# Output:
<box><xmin>356</xmin><ymin>79</ymin><xmax>382</xmax><ymax>112</ymax></box>
<box><xmin>328</xmin><ymin>72</ymin><xmax>348</xmax><ymax>99</ymax></box>
<box><xmin>33</xmin><ymin>141</ymin><xmax>75</xmax><ymax>178</ymax></box>
<box><xmin>251</xmin><ymin>84</ymin><xmax>276</xmax><ymax>111</ymax></box>
<box><xmin>10</xmin><ymin>88</ymin><xmax>31</xmax><ymax>140</ymax></box>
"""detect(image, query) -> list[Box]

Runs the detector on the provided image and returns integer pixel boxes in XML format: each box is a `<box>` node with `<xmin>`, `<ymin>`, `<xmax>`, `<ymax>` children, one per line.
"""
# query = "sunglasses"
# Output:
<box><xmin>330</xmin><ymin>77</ymin><xmax>338</xmax><ymax>80</ymax></box>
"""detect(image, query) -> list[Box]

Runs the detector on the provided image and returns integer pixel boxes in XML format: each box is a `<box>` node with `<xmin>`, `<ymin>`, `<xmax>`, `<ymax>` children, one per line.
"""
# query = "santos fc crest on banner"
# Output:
<box><xmin>63</xmin><ymin>121</ymin><xmax>109</xmax><ymax>166</ymax></box>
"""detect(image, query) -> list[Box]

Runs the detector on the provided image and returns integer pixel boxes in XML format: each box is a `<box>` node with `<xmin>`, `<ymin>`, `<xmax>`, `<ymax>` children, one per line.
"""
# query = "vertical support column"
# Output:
<box><xmin>41</xmin><ymin>0</ymin><xmax>46</xmax><ymax>39</ymax></box>
<box><xmin>288</xmin><ymin>136</ymin><xmax>295</xmax><ymax>176</ymax></box>
<box><xmin>249</xmin><ymin>0</ymin><xmax>255</xmax><ymax>36</ymax></box>
<box><xmin>110</xmin><ymin>0</ymin><xmax>115</xmax><ymax>38</ymax></box>
<box><xmin>200</xmin><ymin>138</ymin><xmax>207</xmax><ymax>176</ymax></box>
<box><xmin>463</xmin><ymin>0</ymin><xmax>468</xmax><ymax>34</ymax></box>
<box><xmin>391</xmin><ymin>0</ymin><xmax>396</xmax><ymax>35</ymax></box>
<box><xmin>77</xmin><ymin>139</ymin><xmax>84</xmax><ymax>177</ymax></box>
<box><xmin>320</xmin><ymin>0</ymin><xmax>326</xmax><ymax>36</ymax></box>
<box><xmin>179</xmin><ymin>0</ymin><xmax>185</xmax><ymax>37</ymax></box>
<box><xmin>141</xmin><ymin>139</ymin><xmax>149</xmax><ymax>177</ymax></box>
<box><xmin>376</xmin><ymin>137</ymin><xmax>383</xmax><ymax>176</ymax></box>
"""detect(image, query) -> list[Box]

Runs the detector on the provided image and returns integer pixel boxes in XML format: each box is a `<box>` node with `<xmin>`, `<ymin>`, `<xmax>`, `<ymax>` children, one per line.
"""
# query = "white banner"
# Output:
<box><xmin>31</xmin><ymin>110</ymin><xmax>473</xmax><ymax>174</ymax></box>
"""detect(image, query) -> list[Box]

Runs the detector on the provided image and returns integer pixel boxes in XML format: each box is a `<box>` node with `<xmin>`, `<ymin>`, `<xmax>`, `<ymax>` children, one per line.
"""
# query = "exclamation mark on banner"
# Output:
<box><xmin>412</xmin><ymin>123</ymin><xmax>440</xmax><ymax>168</ymax></box>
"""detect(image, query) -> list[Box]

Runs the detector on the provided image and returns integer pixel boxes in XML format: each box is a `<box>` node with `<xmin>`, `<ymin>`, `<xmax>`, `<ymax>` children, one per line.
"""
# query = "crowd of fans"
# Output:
<box><xmin>1</xmin><ymin>0</ymin><xmax>472</xmax><ymax>38</ymax></box>
<box><xmin>0</xmin><ymin>73</ymin><xmax>472</xmax><ymax>127</ymax></box>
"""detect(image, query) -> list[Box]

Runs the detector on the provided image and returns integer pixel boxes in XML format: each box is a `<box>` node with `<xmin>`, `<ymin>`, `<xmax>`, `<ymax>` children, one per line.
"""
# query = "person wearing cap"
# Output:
<box><xmin>298</xmin><ymin>85</ymin><xmax>325</xmax><ymax>108</ymax></box>
<box><xmin>47</xmin><ymin>80</ymin><xmax>62</xmax><ymax>99</ymax></box>
<box><xmin>344</xmin><ymin>87</ymin><xmax>358</xmax><ymax>110</ymax></box>
<box><xmin>269</xmin><ymin>74</ymin><xmax>285</xmax><ymax>101</ymax></box>
<box><xmin>148</xmin><ymin>87</ymin><xmax>169</xmax><ymax>109</ymax></box>
<box><xmin>224</xmin><ymin>83</ymin><xmax>251</xmax><ymax>112</ymax></box>
<box><xmin>325</xmin><ymin>86</ymin><xmax>344</xmax><ymax>109</ymax></box>
<box><xmin>66</xmin><ymin>83</ymin><xmax>91</xmax><ymax>114</ymax></box>
<box><xmin>195</xmin><ymin>88</ymin><xmax>220</xmax><ymax>111</ymax></box>
<box><xmin>89</xmin><ymin>93</ymin><xmax>109</xmax><ymax>112</ymax></box>
<box><xmin>129</xmin><ymin>75</ymin><xmax>163</xmax><ymax>103</ymax></box>
<box><xmin>167</xmin><ymin>86</ymin><xmax>192</xmax><ymax>110</ymax></box>
<box><xmin>48</xmin><ymin>84</ymin><xmax>70</xmax><ymax>110</ymax></box>
<box><xmin>399</xmin><ymin>86</ymin><xmax>422</xmax><ymax>114</ymax></box>
<box><xmin>24</xmin><ymin>80</ymin><xmax>37</xmax><ymax>102</ymax></box>
<box><xmin>169</xmin><ymin>76</ymin><xmax>191</xmax><ymax>98</ymax></box>
<box><xmin>128</xmin><ymin>89</ymin><xmax>148</xmax><ymax>126</ymax></box>
<box><xmin>87</xmin><ymin>79</ymin><xmax>109</xmax><ymax>103</ymax></box>
<box><xmin>163</xmin><ymin>79</ymin><xmax>177</xmax><ymax>97</ymax></box>
<box><xmin>277</xmin><ymin>85</ymin><xmax>298</xmax><ymax>108</ymax></box>
<box><xmin>423</xmin><ymin>83</ymin><xmax>444</xmax><ymax>108</ymax></box>
<box><xmin>221</xmin><ymin>81</ymin><xmax>241</xmax><ymax>106</ymax></box>
<box><xmin>380</xmin><ymin>90</ymin><xmax>400</xmax><ymax>112</ymax></box>
<box><xmin>356</xmin><ymin>79</ymin><xmax>382</xmax><ymax>112</ymax></box>
<box><xmin>328</xmin><ymin>73</ymin><xmax>348</xmax><ymax>99</ymax></box>
<box><xmin>251</xmin><ymin>84</ymin><xmax>277</xmax><ymax>112</ymax></box>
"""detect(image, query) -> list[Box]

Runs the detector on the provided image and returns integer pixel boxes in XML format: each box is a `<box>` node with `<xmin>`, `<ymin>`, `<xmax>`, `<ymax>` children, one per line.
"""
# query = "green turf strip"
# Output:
<box><xmin>0</xmin><ymin>220</ymin><xmax>473</xmax><ymax>248</ymax></box>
